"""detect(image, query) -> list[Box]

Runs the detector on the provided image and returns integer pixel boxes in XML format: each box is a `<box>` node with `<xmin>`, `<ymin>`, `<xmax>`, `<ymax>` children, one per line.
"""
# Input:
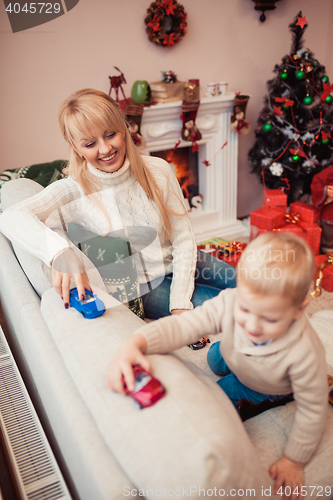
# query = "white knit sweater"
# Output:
<box><xmin>0</xmin><ymin>155</ymin><xmax>197</xmax><ymax>311</ymax></box>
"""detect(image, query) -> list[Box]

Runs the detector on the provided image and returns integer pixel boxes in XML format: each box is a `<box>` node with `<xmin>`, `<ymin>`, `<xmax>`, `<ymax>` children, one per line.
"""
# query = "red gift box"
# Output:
<box><xmin>217</xmin><ymin>242</ymin><xmax>247</xmax><ymax>268</ymax></box>
<box><xmin>253</xmin><ymin>217</ymin><xmax>321</xmax><ymax>255</ymax></box>
<box><xmin>300</xmin><ymin>221</ymin><xmax>321</xmax><ymax>255</ymax></box>
<box><xmin>262</xmin><ymin>189</ymin><xmax>287</xmax><ymax>210</ymax></box>
<box><xmin>250</xmin><ymin>207</ymin><xmax>285</xmax><ymax>231</ymax></box>
<box><xmin>313</xmin><ymin>254</ymin><xmax>333</xmax><ymax>293</ymax></box>
<box><xmin>289</xmin><ymin>201</ymin><xmax>320</xmax><ymax>224</ymax></box>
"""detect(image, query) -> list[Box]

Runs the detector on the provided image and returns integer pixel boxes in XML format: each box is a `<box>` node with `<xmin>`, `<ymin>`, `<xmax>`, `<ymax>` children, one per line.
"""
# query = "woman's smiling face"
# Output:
<box><xmin>73</xmin><ymin>119</ymin><xmax>126</xmax><ymax>173</ymax></box>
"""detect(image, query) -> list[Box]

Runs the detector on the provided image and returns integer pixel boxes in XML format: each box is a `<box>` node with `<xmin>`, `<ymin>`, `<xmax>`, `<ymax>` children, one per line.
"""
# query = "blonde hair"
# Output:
<box><xmin>236</xmin><ymin>232</ymin><xmax>315</xmax><ymax>305</ymax></box>
<box><xmin>58</xmin><ymin>88</ymin><xmax>184</xmax><ymax>238</ymax></box>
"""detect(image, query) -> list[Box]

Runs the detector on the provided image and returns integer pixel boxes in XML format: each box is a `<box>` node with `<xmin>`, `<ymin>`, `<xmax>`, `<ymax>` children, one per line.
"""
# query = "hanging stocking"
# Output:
<box><xmin>122</xmin><ymin>99</ymin><xmax>146</xmax><ymax>149</ymax></box>
<box><xmin>181</xmin><ymin>79</ymin><xmax>202</xmax><ymax>147</ymax></box>
<box><xmin>230</xmin><ymin>94</ymin><xmax>251</xmax><ymax>135</ymax></box>
<box><xmin>181</xmin><ymin>99</ymin><xmax>202</xmax><ymax>143</ymax></box>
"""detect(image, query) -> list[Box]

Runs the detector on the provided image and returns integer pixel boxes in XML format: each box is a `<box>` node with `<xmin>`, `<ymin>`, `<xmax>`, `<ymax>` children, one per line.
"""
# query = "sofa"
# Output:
<box><xmin>0</xmin><ymin>172</ymin><xmax>332</xmax><ymax>500</ymax></box>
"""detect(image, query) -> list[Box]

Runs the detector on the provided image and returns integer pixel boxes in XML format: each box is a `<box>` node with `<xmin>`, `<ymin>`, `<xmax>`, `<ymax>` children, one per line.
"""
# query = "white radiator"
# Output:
<box><xmin>0</xmin><ymin>327</ymin><xmax>72</xmax><ymax>500</ymax></box>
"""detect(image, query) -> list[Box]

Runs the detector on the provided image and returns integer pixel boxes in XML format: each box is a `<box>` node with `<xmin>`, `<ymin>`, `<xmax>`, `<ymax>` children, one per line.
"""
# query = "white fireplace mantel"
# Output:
<box><xmin>141</xmin><ymin>93</ymin><xmax>248</xmax><ymax>243</ymax></box>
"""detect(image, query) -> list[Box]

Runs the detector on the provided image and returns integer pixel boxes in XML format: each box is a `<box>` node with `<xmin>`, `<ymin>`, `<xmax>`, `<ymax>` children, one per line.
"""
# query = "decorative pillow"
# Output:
<box><xmin>0</xmin><ymin>160</ymin><xmax>66</xmax><ymax>212</ymax></box>
<box><xmin>67</xmin><ymin>223</ymin><xmax>145</xmax><ymax>319</ymax></box>
<box><xmin>1</xmin><ymin>178</ymin><xmax>53</xmax><ymax>297</ymax></box>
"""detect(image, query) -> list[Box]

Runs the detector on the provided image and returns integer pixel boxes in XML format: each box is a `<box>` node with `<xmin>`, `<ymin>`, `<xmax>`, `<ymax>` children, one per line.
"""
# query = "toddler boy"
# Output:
<box><xmin>107</xmin><ymin>233</ymin><xmax>328</xmax><ymax>498</ymax></box>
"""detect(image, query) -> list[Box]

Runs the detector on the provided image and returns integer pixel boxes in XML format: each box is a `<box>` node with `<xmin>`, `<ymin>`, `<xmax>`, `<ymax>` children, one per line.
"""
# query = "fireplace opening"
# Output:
<box><xmin>151</xmin><ymin>147</ymin><xmax>199</xmax><ymax>209</ymax></box>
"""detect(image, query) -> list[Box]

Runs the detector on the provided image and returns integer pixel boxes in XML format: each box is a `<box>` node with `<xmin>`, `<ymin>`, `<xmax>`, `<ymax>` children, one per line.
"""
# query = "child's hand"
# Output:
<box><xmin>106</xmin><ymin>334</ymin><xmax>149</xmax><ymax>394</ymax></box>
<box><xmin>269</xmin><ymin>456</ymin><xmax>305</xmax><ymax>499</ymax></box>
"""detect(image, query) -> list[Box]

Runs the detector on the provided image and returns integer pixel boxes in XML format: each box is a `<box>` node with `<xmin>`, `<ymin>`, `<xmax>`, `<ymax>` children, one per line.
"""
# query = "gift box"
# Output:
<box><xmin>200</xmin><ymin>237</ymin><xmax>229</xmax><ymax>247</ymax></box>
<box><xmin>250</xmin><ymin>207</ymin><xmax>286</xmax><ymax>231</ymax></box>
<box><xmin>289</xmin><ymin>201</ymin><xmax>320</xmax><ymax>224</ymax></box>
<box><xmin>300</xmin><ymin>221</ymin><xmax>321</xmax><ymax>255</ymax></box>
<box><xmin>253</xmin><ymin>216</ymin><xmax>322</xmax><ymax>255</ymax></box>
<box><xmin>217</xmin><ymin>242</ymin><xmax>247</xmax><ymax>268</ymax></box>
<box><xmin>262</xmin><ymin>189</ymin><xmax>287</xmax><ymax>210</ymax></box>
<box><xmin>312</xmin><ymin>254</ymin><xmax>333</xmax><ymax>294</ymax></box>
<box><xmin>197</xmin><ymin>244</ymin><xmax>220</xmax><ymax>258</ymax></box>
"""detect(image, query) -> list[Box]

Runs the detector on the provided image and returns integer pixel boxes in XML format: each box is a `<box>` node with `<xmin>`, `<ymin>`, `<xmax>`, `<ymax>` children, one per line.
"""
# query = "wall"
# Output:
<box><xmin>1</xmin><ymin>0</ymin><xmax>332</xmax><ymax>217</ymax></box>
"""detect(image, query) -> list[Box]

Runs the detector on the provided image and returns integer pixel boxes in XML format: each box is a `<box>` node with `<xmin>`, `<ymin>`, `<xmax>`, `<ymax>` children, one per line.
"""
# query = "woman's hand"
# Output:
<box><xmin>269</xmin><ymin>456</ymin><xmax>305</xmax><ymax>500</ymax></box>
<box><xmin>106</xmin><ymin>334</ymin><xmax>149</xmax><ymax>394</ymax></box>
<box><xmin>51</xmin><ymin>248</ymin><xmax>91</xmax><ymax>307</ymax></box>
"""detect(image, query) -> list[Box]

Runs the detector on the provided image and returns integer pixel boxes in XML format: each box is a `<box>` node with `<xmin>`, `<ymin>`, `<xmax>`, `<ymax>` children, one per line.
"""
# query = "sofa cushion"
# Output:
<box><xmin>1</xmin><ymin>178</ymin><xmax>53</xmax><ymax>297</ymax></box>
<box><xmin>41</xmin><ymin>287</ymin><xmax>269</xmax><ymax>496</ymax></box>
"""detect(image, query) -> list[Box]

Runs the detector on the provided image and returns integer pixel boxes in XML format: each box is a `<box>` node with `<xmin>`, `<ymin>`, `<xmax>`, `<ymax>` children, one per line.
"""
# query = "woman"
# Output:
<box><xmin>0</xmin><ymin>89</ymin><xmax>236</xmax><ymax>348</ymax></box>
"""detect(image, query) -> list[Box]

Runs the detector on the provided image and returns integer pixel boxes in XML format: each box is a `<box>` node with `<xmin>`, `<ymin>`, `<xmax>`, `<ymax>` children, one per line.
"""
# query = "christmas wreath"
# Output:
<box><xmin>145</xmin><ymin>0</ymin><xmax>187</xmax><ymax>48</ymax></box>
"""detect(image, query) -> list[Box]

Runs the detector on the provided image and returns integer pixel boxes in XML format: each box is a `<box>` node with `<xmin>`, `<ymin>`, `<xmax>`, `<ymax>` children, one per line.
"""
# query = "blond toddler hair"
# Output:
<box><xmin>237</xmin><ymin>232</ymin><xmax>315</xmax><ymax>306</ymax></box>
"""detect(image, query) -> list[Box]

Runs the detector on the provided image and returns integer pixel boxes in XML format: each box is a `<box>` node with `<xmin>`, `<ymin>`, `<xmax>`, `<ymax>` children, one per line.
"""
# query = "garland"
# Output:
<box><xmin>145</xmin><ymin>0</ymin><xmax>187</xmax><ymax>48</ymax></box>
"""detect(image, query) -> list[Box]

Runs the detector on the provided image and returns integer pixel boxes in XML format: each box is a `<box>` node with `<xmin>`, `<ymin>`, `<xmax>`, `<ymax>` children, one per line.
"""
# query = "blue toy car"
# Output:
<box><xmin>69</xmin><ymin>288</ymin><xmax>106</xmax><ymax>319</ymax></box>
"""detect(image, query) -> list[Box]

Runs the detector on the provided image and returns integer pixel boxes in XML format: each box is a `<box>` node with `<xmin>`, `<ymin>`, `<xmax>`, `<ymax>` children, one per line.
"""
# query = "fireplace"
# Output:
<box><xmin>141</xmin><ymin>93</ymin><xmax>248</xmax><ymax>243</ymax></box>
<box><xmin>151</xmin><ymin>147</ymin><xmax>199</xmax><ymax>208</ymax></box>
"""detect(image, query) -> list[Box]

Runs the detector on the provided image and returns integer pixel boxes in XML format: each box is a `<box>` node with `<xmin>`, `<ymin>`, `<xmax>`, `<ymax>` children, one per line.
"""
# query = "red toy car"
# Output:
<box><xmin>124</xmin><ymin>365</ymin><xmax>166</xmax><ymax>409</ymax></box>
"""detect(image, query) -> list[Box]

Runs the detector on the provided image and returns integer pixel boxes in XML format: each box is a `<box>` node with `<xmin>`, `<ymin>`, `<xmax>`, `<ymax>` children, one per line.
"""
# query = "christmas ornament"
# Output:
<box><xmin>295</xmin><ymin>15</ymin><xmax>308</xmax><ymax>29</ymax></box>
<box><xmin>295</xmin><ymin>70</ymin><xmax>305</xmax><ymax>80</ymax></box>
<box><xmin>321</xmin><ymin>131</ymin><xmax>332</xmax><ymax>144</ymax></box>
<box><xmin>252</xmin><ymin>0</ymin><xmax>281</xmax><ymax>22</ymax></box>
<box><xmin>321</xmin><ymin>75</ymin><xmax>329</xmax><ymax>84</ymax></box>
<box><xmin>303</xmin><ymin>95</ymin><xmax>313</xmax><ymax>105</ymax></box>
<box><xmin>108</xmin><ymin>67</ymin><xmax>127</xmax><ymax>102</ymax></box>
<box><xmin>280</xmin><ymin>70</ymin><xmax>288</xmax><ymax>80</ymax></box>
<box><xmin>131</xmin><ymin>81</ymin><xmax>151</xmax><ymax>104</ymax></box>
<box><xmin>262</xmin><ymin>122</ymin><xmax>273</xmax><ymax>132</ymax></box>
<box><xmin>230</xmin><ymin>94</ymin><xmax>251</xmax><ymax>135</ymax></box>
<box><xmin>320</xmin><ymin>83</ymin><xmax>333</xmax><ymax>101</ymax></box>
<box><xmin>326</xmin><ymin>95</ymin><xmax>333</xmax><ymax>104</ymax></box>
<box><xmin>269</xmin><ymin>162</ymin><xmax>283</xmax><ymax>176</ymax></box>
<box><xmin>145</xmin><ymin>0</ymin><xmax>187</xmax><ymax>48</ymax></box>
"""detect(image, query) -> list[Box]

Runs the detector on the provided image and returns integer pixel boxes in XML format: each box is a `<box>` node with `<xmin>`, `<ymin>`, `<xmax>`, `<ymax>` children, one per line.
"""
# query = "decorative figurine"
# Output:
<box><xmin>108</xmin><ymin>67</ymin><xmax>127</xmax><ymax>102</ymax></box>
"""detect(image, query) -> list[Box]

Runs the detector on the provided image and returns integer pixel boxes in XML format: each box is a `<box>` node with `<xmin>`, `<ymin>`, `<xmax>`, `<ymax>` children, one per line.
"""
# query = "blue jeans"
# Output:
<box><xmin>140</xmin><ymin>250</ymin><xmax>236</xmax><ymax>320</ymax></box>
<box><xmin>207</xmin><ymin>341</ymin><xmax>291</xmax><ymax>408</ymax></box>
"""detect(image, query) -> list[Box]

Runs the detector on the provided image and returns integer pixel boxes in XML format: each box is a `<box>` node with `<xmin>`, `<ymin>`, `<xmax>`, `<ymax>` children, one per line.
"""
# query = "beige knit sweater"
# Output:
<box><xmin>138</xmin><ymin>287</ymin><xmax>328</xmax><ymax>464</ymax></box>
<box><xmin>0</xmin><ymin>155</ymin><xmax>197</xmax><ymax>311</ymax></box>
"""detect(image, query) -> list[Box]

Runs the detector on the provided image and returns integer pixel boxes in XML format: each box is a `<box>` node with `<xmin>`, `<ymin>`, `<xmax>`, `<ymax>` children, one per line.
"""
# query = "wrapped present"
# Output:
<box><xmin>312</xmin><ymin>253</ymin><xmax>333</xmax><ymax>296</ymax></box>
<box><xmin>300</xmin><ymin>221</ymin><xmax>321</xmax><ymax>255</ymax></box>
<box><xmin>250</xmin><ymin>207</ymin><xmax>285</xmax><ymax>231</ymax></box>
<box><xmin>197</xmin><ymin>244</ymin><xmax>219</xmax><ymax>258</ymax></box>
<box><xmin>253</xmin><ymin>212</ymin><xmax>322</xmax><ymax>255</ymax></box>
<box><xmin>262</xmin><ymin>189</ymin><xmax>287</xmax><ymax>210</ymax></box>
<box><xmin>290</xmin><ymin>201</ymin><xmax>320</xmax><ymax>224</ymax></box>
<box><xmin>217</xmin><ymin>241</ymin><xmax>247</xmax><ymax>268</ymax></box>
<box><xmin>200</xmin><ymin>237</ymin><xmax>228</xmax><ymax>247</ymax></box>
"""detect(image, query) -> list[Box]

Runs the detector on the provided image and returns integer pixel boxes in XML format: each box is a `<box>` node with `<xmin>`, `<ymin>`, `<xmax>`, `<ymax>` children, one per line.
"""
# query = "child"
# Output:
<box><xmin>311</xmin><ymin>165</ymin><xmax>333</xmax><ymax>254</ymax></box>
<box><xmin>107</xmin><ymin>232</ymin><xmax>328</xmax><ymax>497</ymax></box>
<box><xmin>0</xmin><ymin>89</ymin><xmax>235</xmax><ymax>347</ymax></box>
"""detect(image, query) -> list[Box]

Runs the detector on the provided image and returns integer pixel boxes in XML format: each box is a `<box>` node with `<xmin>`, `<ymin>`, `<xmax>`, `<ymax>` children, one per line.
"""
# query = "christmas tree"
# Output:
<box><xmin>248</xmin><ymin>12</ymin><xmax>333</xmax><ymax>203</ymax></box>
